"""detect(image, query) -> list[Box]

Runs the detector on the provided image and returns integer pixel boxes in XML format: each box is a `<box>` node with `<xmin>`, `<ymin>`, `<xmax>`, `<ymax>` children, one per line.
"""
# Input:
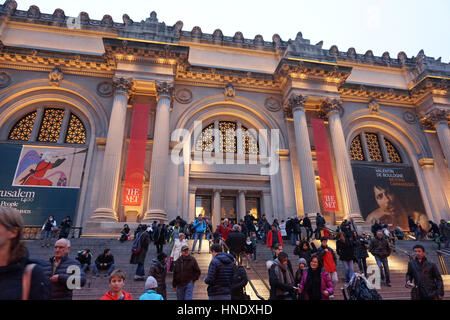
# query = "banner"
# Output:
<box><xmin>352</xmin><ymin>164</ymin><xmax>428</xmax><ymax>230</ymax></box>
<box><xmin>122</xmin><ymin>104</ymin><xmax>151</xmax><ymax>206</ymax></box>
<box><xmin>311</xmin><ymin>119</ymin><xmax>338</xmax><ymax>211</ymax></box>
<box><xmin>0</xmin><ymin>143</ymin><xmax>86</xmax><ymax>225</ymax></box>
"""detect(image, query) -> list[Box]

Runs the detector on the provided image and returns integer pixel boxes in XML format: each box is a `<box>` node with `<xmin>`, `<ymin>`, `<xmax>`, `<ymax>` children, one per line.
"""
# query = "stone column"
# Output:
<box><xmin>91</xmin><ymin>77</ymin><xmax>132</xmax><ymax>221</ymax></box>
<box><xmin>213</xmin><ymin>189</ymin><xmax>221</xmax><ymax>228</ymax></box>
<box><xmin>238</xmin><ymin>190</ymin><xmax>246</xmax><ymax>222</ymax></box>
<box><xmin>288</xmin><ymin>95</ymin><xmax>321</xmax><ymax>215</ymax></box>
<box><xmin>188</xmin><ymin>187</ymin><xmax>197</xmax><ymax>223</ymax></box>
<box><xmin>321</xmin><ymin>98</ymin><xmax>364</xmax><ymax>223</ymax></box>
<box><xmin>423</xmin><ymin>109</ymin><xmax>450</xmax><ymax>171</ymax></box>
<box><xmin>142</xmin><ymin>82</ymin><xmax>174</xmax><ymax>223</ymax></box>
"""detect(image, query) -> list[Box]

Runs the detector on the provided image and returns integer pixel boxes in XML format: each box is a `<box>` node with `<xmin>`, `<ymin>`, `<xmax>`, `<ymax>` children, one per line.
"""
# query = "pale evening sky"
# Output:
<box><xmin>9</xmin><ymin>0</ymin><xmax>450</xmax><ymax>62</ymax></box>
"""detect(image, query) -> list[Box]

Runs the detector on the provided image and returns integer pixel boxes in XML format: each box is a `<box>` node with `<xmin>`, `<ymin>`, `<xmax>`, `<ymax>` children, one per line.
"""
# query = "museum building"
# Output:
<box><xmin>0</xmin><ymin>0</ymin><xmax>448</xmax><ymax>236</ymax></box>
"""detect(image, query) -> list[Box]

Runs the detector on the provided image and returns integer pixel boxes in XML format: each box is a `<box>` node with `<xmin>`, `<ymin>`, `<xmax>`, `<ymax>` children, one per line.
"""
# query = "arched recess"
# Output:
<box><xmin>0</xmin><ymin>79</ymin><xmax>110</xmax><ymax>228</ymax></box>
<box><xmin>343</xmin><ymin>109</ymin><xmax>439</xmax><ymax>224</ymax></box>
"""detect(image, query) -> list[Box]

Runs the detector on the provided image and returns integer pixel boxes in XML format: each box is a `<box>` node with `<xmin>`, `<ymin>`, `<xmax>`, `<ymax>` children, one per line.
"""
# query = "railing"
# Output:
<box><xmin>22</xmin><ymin>226</ymin><xmax>83</xmax><ymax>240</ymax></box>
<box><xmin>391</xmin><ymin>244</ymin><xmax>414</xmax><ymax>261</ymax></box>
<box><xmin>436</xmin><ymin>250</ymin><xmax>449</xmax><ymax>275</ymax></box>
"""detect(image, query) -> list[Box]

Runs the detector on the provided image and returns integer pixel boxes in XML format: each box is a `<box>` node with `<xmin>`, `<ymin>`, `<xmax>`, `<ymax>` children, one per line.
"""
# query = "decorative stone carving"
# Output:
<box><xmin>272</xmin><ymin>34</ymin><xmax>282</xmax><ymax>48</ymax></box>
<box><xmin>148</xmin><ymin>11</ymin><xmax>158</xmax><ymax>23</ymax></box>
<box><xmin>382</xmin><ymin>51</ymin><xmax>390</xmax><ymax>62</ymax></box>
<box><xmin>368</xmin><ymin>99</ymin><xmax>379</xmax><ymax>114</ymax></box>
<box><xmin>364</xmin><ymin>50</ymin><xmax>374</xmax><ymax>59</ymax></box>
<box><xmin>173</xmin><ymin>21</ymin><xmax>183</xmax><ymax>38</ymax></box>
<box><xmin>101</xmin><ymin>15</ymin><xmax>114</xmax><ymax>27</ymax></box>
<box><xmin>112</xmin><ymin>77</ymin><xmax>133</xmax><ymax>96</ymax></box>
<box><xmin>191</xmin><ymin>26</ymin><xmax>202</xmax><ymax>38</ymax></box>
<box><xmin>397</xmin><ymin>51</ymin><xmax>407</xmax><ymax>64</ymax></box>
<box><xmin>122</xmin><ymin>14</ymin><xmax>133</xmax><ymax>26</ymax></box>
<box><xmin>254</xmin><ymin>35</ymin><xmax>264</xmax><ymax>46</ymax></box>
<box><xmin>3</xmin><ymin>0</ymin><xmax>17</xmax><ymax>14</ymax></box>
<box><xmin>0</xmin><ymin>71</ymin><xmax>11</xmax><ymax>88</ymax></box>
<box><xmin>49</xmin><ymin>67</ymin><xmax>63</xmax><ymax>86</ymax></box>
<box><xmin>79</xmin><ymin>12</ymin><xmax>90</xmax><ymax>25</ymax></box>
<box><xmin>156</xmin><ymin>81</ymin><xmax>174</xmax><ymax>100</ymax></box>
<box><xmin>97</xmin><ymin>81</ymin><xmax>114</xmax><ymax>97</ymax></box>
<box><xmin>265</xmin><ymin>97</ymin><xmax>281</xmax><ymax>112</ymax></box>
<box><xmin>174</xmin><ymin>88</ymin><xmax>193</xmax><ymax>104</ymax></box>
<box><xmin>52</xmin><ymin>8</ymin><xmax>65</xmax><ymax>22</ymax></box>
<box><xmin>347</xmin><ymin>47</ymin><xmax>357</xmax><ymax>58</ymax></box>
<box><xmin>420</xmin><ymin>108</ymin><xmax>449</xmax><ymax>130</ymax></box>
<box><xmin>403</xmin><ymin>111</ymin><xmax>417</xmax><ymax>124</ymax></box>
<box><xmin>213</xmin><ymin>29</ymin><xmax>223</xmax><ymax>42</ymax></box>
<box><xmin>224</xmin><ymin>83</ymin><xmax>235</xmax><ymax>101</ymax></box>
<box><xmin>329</xmin><ymin>45</ymin><xmax>339</xmax><ymax>56</ymax></box>
<box><xmin>321</xmin><ymin>98</ymin><xmax>344</xmax><ymax>118</ymax></box>
<box><xmin>27</xmin><ymin>5</ymin><xmax>40</xmax><ymax>19</ymax></box>
<box><xmin>288</xmin><ymin>94</ymin><xmax>307</xmax><ymax>110</ymax></box>
<box><xmin>233</xmin><ymin>32</ymin><xmax>244</xmax><ymax>43</ymax></box>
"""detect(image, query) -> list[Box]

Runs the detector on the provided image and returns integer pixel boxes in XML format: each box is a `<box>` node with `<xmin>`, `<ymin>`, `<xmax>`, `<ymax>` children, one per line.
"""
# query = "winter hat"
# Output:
<box><xmin>157</xmin><ymin>252</ymin><xmax>167</xmax><ymax>262</ymax></box>
<box><xmin>145</xmin><ymin>276</ymin><xmax>158</xmax><ymax>290</ymax></box>
<box><xmin>298</xmin><ymin>258</ymin><xmax>307</xmax><ymax>265</ymax></box>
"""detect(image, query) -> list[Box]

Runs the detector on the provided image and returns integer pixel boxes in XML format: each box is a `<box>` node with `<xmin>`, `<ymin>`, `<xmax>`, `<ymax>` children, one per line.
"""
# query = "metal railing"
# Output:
<box><xmin>22</xmin><ymin>226</ymin><xmax>83</xmax><ymax>240</ymax></box>
<box><xmin>436</xmin><ymin>250</ymin><xmax>449</xmax><ymax>275</ymax></box>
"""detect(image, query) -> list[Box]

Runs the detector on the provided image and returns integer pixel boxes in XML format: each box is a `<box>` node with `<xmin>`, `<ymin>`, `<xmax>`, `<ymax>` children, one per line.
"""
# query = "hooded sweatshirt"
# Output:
<box><xmin>100</xmin><ymin>290</ymin><xmax>133</xmax><ymax>300</ymax></box>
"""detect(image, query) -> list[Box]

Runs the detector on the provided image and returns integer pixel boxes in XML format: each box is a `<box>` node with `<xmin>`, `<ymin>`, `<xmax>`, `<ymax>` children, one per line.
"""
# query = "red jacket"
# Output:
<box><xmin>266</xmin><ymin>230</ymin><xmax>283</xmax><ymax>248</ymax></box>
<box><xmin>100</xmin><ymin>290</ymin><xmax>133</xmax><ymax>300</ymax></box>
<box><xmin>217</xmin><ymin>224</ymin><xmax>233</xmax><ymax>241</ymax></box>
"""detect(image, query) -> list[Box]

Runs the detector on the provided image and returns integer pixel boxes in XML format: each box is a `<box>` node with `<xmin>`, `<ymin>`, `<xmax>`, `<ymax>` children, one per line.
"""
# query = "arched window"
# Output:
<box><xmin>195</xmin><ymin>121</ymin><xmax>259</xmax><ymax>155</ymax></box>
<box><xmin>350</xmin><ymin>131</ymin><xmax>402</xmax><ymax>163</ymax></box>
<box><xmin>8</xmin><ymin>107</ymin><xmax>87</xmax><ymax>144</ymax></box>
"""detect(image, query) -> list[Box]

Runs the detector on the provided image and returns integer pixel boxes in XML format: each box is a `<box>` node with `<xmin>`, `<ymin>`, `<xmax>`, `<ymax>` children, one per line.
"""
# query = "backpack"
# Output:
<box><xmin>132</xmin><ymin>232</ymin><xmax>143</xmax><ymax>255</ymax></box>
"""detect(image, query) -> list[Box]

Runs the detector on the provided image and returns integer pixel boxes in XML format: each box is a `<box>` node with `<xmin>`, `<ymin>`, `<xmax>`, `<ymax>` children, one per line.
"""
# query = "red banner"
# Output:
<box><xmin>122</xmin><ymin>104</ymin><xmax>150</xmax><ymax>206</ymax></box>
<box><xmin>311</xmin><ymin>118</ymin><xmax>339</xmax><ymax>211</ymax></box>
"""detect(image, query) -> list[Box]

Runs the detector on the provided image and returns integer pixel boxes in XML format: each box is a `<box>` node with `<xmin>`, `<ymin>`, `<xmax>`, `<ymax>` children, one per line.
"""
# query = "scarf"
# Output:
<box><xmin>305</xmin><ymin>268</ymin><xmax>322</xmax><ymax>300</ymax></box>
<box><xmin>274</xmin><ymin>259</ymin><xmax>295</xmax><ymax>287</ymax></box>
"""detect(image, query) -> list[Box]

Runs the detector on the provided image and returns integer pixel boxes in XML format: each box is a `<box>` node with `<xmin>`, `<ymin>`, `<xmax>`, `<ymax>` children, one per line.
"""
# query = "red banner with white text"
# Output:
<box><xmin>311</xmin><ymin>118</ymin><xmax>339</xmax><ymax>211</ymax></box>
<box><xmin>122</xmin><ymin>104</ymin><xmax>150</xmax><ymax>206</ymax></box>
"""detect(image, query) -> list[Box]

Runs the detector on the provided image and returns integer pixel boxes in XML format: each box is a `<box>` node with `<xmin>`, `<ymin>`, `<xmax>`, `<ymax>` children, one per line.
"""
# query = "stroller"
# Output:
<box><xmin>342</xmin><ymin>273</ymin><xmax>382</xmax><ymax>300</ymax></box>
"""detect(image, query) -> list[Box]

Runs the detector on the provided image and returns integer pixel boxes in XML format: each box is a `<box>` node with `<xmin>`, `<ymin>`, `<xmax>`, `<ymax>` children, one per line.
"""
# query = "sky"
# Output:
<box><xmin>10</xmin><ymin>0</ymin><xmax>450</xmax><ymax>62</ymax></box>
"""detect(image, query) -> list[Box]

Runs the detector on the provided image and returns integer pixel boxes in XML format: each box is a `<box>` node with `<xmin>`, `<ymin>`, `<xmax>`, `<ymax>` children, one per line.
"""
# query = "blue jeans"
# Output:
<box><xmin>341</xmin><ymin>260</ymin><xmax>354</xmax><ymax>283</ymax></box>
<box><xmin>93</xmin><ymin>263</ymin><xmax>115</xmax><ymax>276</ymax></box>
<box><xmin>209</xmin><ymin>294</ymin><xmax>231</xmax><ymax>300</ymax></box>
<box><xmin>81</xmin><ymin>264</ymin><xmax>90</xmax><ymax>273</ymax></box>
<box><xmin>192</xmin><ymin>232</ymin><xmax>204</xmax><ymax>252</ymax></box>
<box><xmin>135</xmin><ymin>263</ymin><xmax>145</xmax><ymax>276</ymax></box>
<box><xmin>177</xmin><ymin>281</ymin><xmax>194</xmax><ymax>300</ymax></box>
<box><xmin>253</xmin><ymin>246</ymin><xmax>257</xmax><ymax>261</ymax></box>
<box><xmin>374</xmin><ymin>256</ymin><xmax>390</xmax><ymax>284</ymax></box>
<box><xmin>290</xmin><ymin>233</ymin><xmax>297</xmax><ymax>245</ymax></box>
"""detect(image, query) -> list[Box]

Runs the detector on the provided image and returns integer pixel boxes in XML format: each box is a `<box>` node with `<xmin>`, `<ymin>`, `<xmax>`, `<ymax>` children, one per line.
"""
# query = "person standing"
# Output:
<box><xmin>294</xmin><ymin>240</ymin><xmax>317</xmax><ymax>265</ymax></box>
<box><xmin>153</xmin><ymin>221</ymin><xmax>167</xmax><ymax>255</ymax></box>
<box><xmin>302</xmin><ymin>214</ymin><xmax>313</xmax><ymax>241</ymax></box>
<box><xmin>58</xmin><ymin>216</ymin><xmax>72</xmax><ymax>239</ymax></box>
<box><xmin>149</xmin><ymin>252</ymin><xmax>167</xmax><ymax>299</ymax></box>
<box><xmin>298</xmin><ymin>255</ymin><xmax>334</xmax><ymax>301</ymax></box>
<box><xmin>439</xmin><ymin>219</ymin><xmax>450</xmax><ymax>249</ymax></box>
<box><xmin>170</xmin><ymin>232</ymin><xmax>188</xmax><ymax>263</ymax></box>
<box><xmin>130</xmin><ymin>224</ymin><xmax>150</xmax><ymax>281</ymax></box>
<box><xmin>100</xmin><ymin>270</ymin><xmax>133</xmax><ymax>300</ymax></box>
<box><xmin>244</xmin><ymin>212</ymin><xmax>256</xmax><ymax>237</ymax></box>
<box><xmin>205</xmin><ymin>244</ymin><xmax>235</xmax><ymax>300</ymax></box>
<box><xmin>267</xmin><ymin>224</ymin><xmax>283</xmax><ymax>259</ymax></box>
<box><xmin>225</xmin><ymin>225</ymin><xmax>246</xmax><ymax>264</ymax></box>
<box><xmin>369</xmin><ymin>230</ymin><xmax>392</xmax><ymax>287</ymax></box>
<box><xmin>41</xmin><ymin>216</ymin><xmax>56</xmax><ymax>247</ymax></box>
<box><xmin>0</xmin><ymin>207</ymin><xmax>50</xmax><ymax>300</ymax></box>
<box><xmin>294</xmin><ymin>258</ymin><xmax>308</xmax><ymax>300</ymax></box>
<box><xmin>217</xmin><ymin>218</ymin><xmax>233</xmax><ymax>243</ymax></box>
<box><xmin>268</xmin><ymin>252</ymin><xmax>296</xmax><ymax>300</ymax></box>
<box><xmin>43</xmin><ymin>238</ymin><xmax>86</xmax><ymax>300</ymax></box>
<box><xmin>172</xmin><ymin>245</ymin><xmax>201</xmax><ymax>300</ymax></box>
<box><xmin>353</xmin><ymin>232</ymin><xmax>369</xmax><ymax>277</ymax></box>
<box><xmin>406</xmin><ymin>244</ymin><xmax>444</xmax><ymax>300</ymax></box>
<box><xmin>316</xmin><ymin>237</ymin><xmax>338</xmax><ymax>284</ymax></box>
<box><xmin>230</xmin><ymin>263</ymin><xmax>249</xmax><ymax>300</ymax></box>
<box><xmin>191</xmin><ymin>214</ymin><xmax>207</xmax><ymax>254</ymax></box>
<box><xmin>315</xmin><ymin>213</ymin><xmax>326</xmax><ymax>240</ymax></box>
<box><xmin>93</xmin><ymin>249</ymin><xmax>115</xmax><ymax>277</ymax></box>
<box><xmin>336</xmin><ymin>232</ymin><xmax>355</xmax><ymax>283</ymax></box>
<box><xmin>258</xmin><ymin>215</ymin><xmax>271</xmax><ymax>244</ymax></box>
<box><xmin>139</xmin><ymin>276</ymin><xmax>164</xmax><ymax>300</ymax></box>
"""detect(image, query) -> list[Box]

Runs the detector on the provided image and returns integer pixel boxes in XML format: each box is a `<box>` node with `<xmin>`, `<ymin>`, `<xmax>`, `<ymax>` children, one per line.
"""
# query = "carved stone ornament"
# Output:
<box><xmin>403</xmin><ymin>111</ymin><xmax>417</xmax><ymax>124</ymax></box>
<box><xmin>321</xmin><ymin>98</ymin><xmax>344</xmax><ymax>118</ymax></box>
<box><xmin>0</xmin><ymin>71</ymin><xmax>12</xmax><ymax>88</ymax></box>
<box><xmin>368</xmin><ymin>99</ymin><xmax>379</xmax><ymax>114</ymax></box>
<box><xmin>112</xmin><ymin>77</ymin><xmax>133</xmax><ymax>96</ymax></box>
<box><xmin>420</xmin><ymin>108</ymin><xmax>449</xmax><ymax>130</ymax></box>
<box><xmin>174</xmin><ymin>88</ymin><xmax>193</xmax><ymax>104</ymax></box>
<box><xmin>224</xmin><ymin>83</ymin><xmax>235</xmax><ymax>101</ymax></box>
<box><xmin>97</xmin><ymin>81</ymin><xmax>114</xmax><ymax>97</ymax></box>
<box><xmin>265</xmin><ymin>97</ymin><xmax>282</xmax><ymax>112</ymax></box>
<box><xmin>156</xmin><ymin>81</ymin><xmax>174</xmax><ymax>100</ymax></box>
<box><xmin>288</xmin><ymin>94</ymin><xmax>308</xmax><ymax>111</ymax></box>
<box><xmin>49</xmin><ymin>67</ymin><xmax>63</xmax><ymax>86</ymax></box>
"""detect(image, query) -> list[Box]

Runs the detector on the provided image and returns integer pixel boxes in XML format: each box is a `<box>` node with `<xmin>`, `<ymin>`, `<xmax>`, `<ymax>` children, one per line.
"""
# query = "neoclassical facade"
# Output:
<box><xmin>0</xmin><ymin>1</ymin><xmax>448</xmax><ymax>235</ymax></box>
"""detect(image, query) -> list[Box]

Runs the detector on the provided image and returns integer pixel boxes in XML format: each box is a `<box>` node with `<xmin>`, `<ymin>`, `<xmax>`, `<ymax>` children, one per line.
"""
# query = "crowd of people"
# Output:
<box><xmin>0</xmin><ymin>206</ymin><xmax>447</xmax><ymax>301</ymax></box>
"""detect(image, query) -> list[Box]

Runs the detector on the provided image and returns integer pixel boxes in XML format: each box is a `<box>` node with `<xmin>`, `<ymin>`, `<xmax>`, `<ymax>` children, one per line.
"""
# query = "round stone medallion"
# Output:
<box><xmin>403</xmin><ymin>111</ymin><xmax>417</xmax><ymax>124</ymax></box>
<box><xmin>97</xmin><ymin>81</ymin><xmax>114</xmax><ymax>97</ymax></box>
<box><xmin>265</xmin><ymin>97</ymin><xmax>281</xmax><ymax>112</ymax></box>
<box><xmin>175</xmin><ymin>88</ymin><xmax>193</xmax><ymax>104</ymax></box>
<box><xmin>0</xmin><ymin>71</ymin><xmax>11</xmax><ymax>88</ymax></box>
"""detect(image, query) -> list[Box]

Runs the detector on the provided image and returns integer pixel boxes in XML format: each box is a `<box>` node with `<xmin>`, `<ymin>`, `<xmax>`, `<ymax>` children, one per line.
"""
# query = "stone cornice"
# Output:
<box><xmin>419</xmin><ymin>108</ymin><xmax>450</xmax><ymax>130</ymax></box>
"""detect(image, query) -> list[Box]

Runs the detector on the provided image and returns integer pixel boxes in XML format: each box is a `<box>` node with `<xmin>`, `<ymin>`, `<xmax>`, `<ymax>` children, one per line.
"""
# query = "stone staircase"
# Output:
<box><xmin>24</xmin><ymin>237</ymin><xmax>450</xmax><ymax>300</ymax></box>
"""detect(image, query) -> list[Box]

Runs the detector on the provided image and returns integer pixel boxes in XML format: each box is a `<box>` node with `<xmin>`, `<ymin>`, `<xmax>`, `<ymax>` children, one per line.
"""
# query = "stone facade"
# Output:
<box><xmin>0</xmin><ymin>1</ymin><xmax>449</xmax><ymax>235</ymax></box>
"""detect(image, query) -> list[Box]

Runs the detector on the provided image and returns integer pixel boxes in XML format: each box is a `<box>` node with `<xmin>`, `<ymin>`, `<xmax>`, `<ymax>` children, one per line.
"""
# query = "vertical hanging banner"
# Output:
<box><xmin>311</xmin><ymin>118</ymin><xmax>339</xmax><ymax>211</ymax></box>
<box><xmin>122</xmin><ymin>104</ymin><xmax>151</xmax><ymax>206</ymax></box>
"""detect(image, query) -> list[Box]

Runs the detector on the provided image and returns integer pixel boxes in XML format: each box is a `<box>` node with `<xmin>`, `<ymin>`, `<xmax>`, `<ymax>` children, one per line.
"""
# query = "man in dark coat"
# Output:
<box><xmin>153</xmin><ymin>221</ymin><xmax>167</xmax><ymax>254</ymax></box>
<box><xmin>231</xmin><ymin>263</ymin><xmax>249</xmax><ymax>300</ymax></box>
<box><xmin>336</xmin><ymin>232</ymin><xmax>355</xmax><ymax>283</ymax></box>
<box><xmin>149</xmin><ymin>252</ymin><xmax>168</xmax><ymax>299</ymax></box>
<box><xmin>172</xmin><ymin>245</ymin><xmax>201</xmax><ymax>300</ymax></box>
<box><xmin>205</xmin><ymin>244</ymin><xmax>235</xmax><ymax>300</ymax></box>
<box><xmin>268</xmin><ymin>252</ymin><xmax>295</xmax><ymax>300</ymax></box>
<box><xmin>315</xmin><ymin>213</ymin><xmax>326</xmax><ymax>239</ymax></box>
<box><xmin>225</xmin><ymin>225</ymin><xmax>246</xmax><ymax>264</ymax></box>
<box><xmin>93</xmin><ymin>249</ymin><xmax>115</xmax><ymax>277</ymax></box>
<box><xmin>244</xmin><ymin>212</ymin><xmax>256</xmax><ymax>236</ymax></box>
<box><xmin>58</xmin><ymin>216</ymin><xmax>72</xmax><ymax>239</ymax></box>
<box><xmin>238</xmin><ymin>220</ymin><xmax>248</xmax><ymax>237</ymax></box>
<box><xmin>406</xmin><ymin>245</ymin><xmax>444</xmax><ymax>300</ymax></box>
<box><xmin>302</xmin><ymin>214</ymin><xmax>313</xmax><ymax>241</ymax></box>
<box><xmin>369</xmin><ymin>230</ymin><xmax>392</xmax><ymax>287</ymax></box>
<box><xmin>42</xmin><ymin>238</ymin><xmax>86</xmax><ymax>300</ymax></box>
<box><xmin>130</xmin><ymin>225</ymin><xmax>150</xmax><ymax>281</ymax></box>
<box><xmin>258</xmin><ymin>215</ymin><xmax>271</xmax><ymax>243</ymax></box>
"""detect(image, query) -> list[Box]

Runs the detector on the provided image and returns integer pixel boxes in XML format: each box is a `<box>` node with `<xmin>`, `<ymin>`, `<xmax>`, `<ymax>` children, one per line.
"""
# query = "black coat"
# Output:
<box><xmin>294</xmin><ymin>241</ymin><xmax>317</xmax><ymax>263</ymax></box>
<box><xmin>149</xmin><ymin>258</ymin><xmax>167</xmax><ymax>290</ymax></box>
<box><xmin>269</xmin><ymin>260</ymin><xmax>295</xmax><ymax>300</ymax></box>
<box><xmin>205</xmin><ymin>253</ymin><xmax>235</xmax><ymax>296</ymax></box>
<box><xmin>95</xmin><ymin>253</ymin><xmax>114</xmax><ymax>268</ymax></box>
<box><xmin>130</xmin><ymin>231</ymin><xmax>150</xmax><ymax>265</ymax></box>
<box><xmin>353</xmin><ymin>238</ymin><xmax>369</xmax><ymax>259</ymax></box>
<box><xmin>231</xmin><ymin>265</ymin><xmax>249</xmax><ymax>300</ymax></box>
<box><xmin>336</xmin><ymin>239</ymin><xmax>355</xmax><ymax>261</ymax></box>
<box><xmin>368</xmin><ymin>237</ymin><xmax>391</xmax><ymax>259</ymax></box>
<box><xmin>244</xmin><ymin>215</ymin><xmax>256</xmax><ymax>233</ymax></box>
<box><xmin>41</xmin><ymin>254</ymin><xmax>86</xmax><ymax>300</ymax></box>
<box><xmin>225</xmin><ymin>231</ymin><xmax>246</xmax><ymax>255</ymax></box>
<box><xmin>0</xmin><ymin>253</ymin><xmax>50</xmax><ymax>300</ymax></box>
<box><xmin>302</xmin><ymin>217</ymin><xmax>312</xmax><ymax>228</ymax></box>
<box><xmin>76</xmin><ymin>252</ymin><xmax>92</xmax><ymax>266</ymax></box>
<box><xmin>406</xmin><ymin>257</ymin><xmax>444</xmax><ymax>300</ymax></box>
<box><xmin>153</xmin><ymin>225</ymin><xmax>167</xmax><ymax>245</ymax></box>
<box><xmin>172</xmin><ymin>255</ymin><xmax>201</xmax><ymax>288</ymax></box>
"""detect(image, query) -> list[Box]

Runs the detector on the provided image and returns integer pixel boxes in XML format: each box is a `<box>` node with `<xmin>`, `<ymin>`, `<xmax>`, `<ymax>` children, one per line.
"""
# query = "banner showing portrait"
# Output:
<box><xmin>0</xmin><ymin>143</ymin><xmax>87</xmax><ymax>225</ymax></box>
<box><xmin>352</xmin><ymin>164</ymin><xmax>428</xmax><ymax>230</ymax></box>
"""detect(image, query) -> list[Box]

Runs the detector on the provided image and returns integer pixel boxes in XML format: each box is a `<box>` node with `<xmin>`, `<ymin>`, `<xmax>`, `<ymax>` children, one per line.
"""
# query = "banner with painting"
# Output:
<box><xmin>0</xmin><ymin>143</ymin><xmax>87</xmax><ymax>225</ymax></box>
<box><xmin>352</xmin><ymin>164</ymin><xmax>428</xmax><ymax>230</ymax></box>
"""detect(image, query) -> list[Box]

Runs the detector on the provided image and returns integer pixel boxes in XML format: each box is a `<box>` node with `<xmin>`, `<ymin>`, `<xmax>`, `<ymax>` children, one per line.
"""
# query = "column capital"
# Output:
<box><xmin>112</xmin><ymin>77</ymin><xmax>133</xmax><ymax>97</ymax></box>
<box><xmin>156</xmin><ymin>81</ymin><xmax>174</xmax><ymax>101</ymax></box>
<box><xmin>320</xmin><ymin>98</ymin><xmax>344</xmax><ymax>118</ymax></box>
<box><xmin>213</xmin><ymin>188</ymin><xmax>222</xmax><ymax>194</ymax></box>
<box><xmin>288</xmin><ymin>94</ymin><xmax>308</xmax><ymax>111</ymax></box>
<box><xmin>238</xmin><ymin>189</ymin><xmax>247</xmax><ymax>194</ymax></box>
<box><xmin>419</xmin><ymin>108</ymin><xmax>450</xmax><ymax>130</ymax></box>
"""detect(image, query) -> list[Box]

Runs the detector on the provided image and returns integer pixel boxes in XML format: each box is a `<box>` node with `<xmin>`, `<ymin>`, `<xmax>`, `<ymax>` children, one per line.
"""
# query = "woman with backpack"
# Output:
<box><xmin>0</xmin><ymin>207</ymin><xmax>50</xmax><ymax>300</ymax></box>
<box><xmin>130</xmin><ymin>225</ymin><xmax>150</xmax><ymax>281</ymax></box>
